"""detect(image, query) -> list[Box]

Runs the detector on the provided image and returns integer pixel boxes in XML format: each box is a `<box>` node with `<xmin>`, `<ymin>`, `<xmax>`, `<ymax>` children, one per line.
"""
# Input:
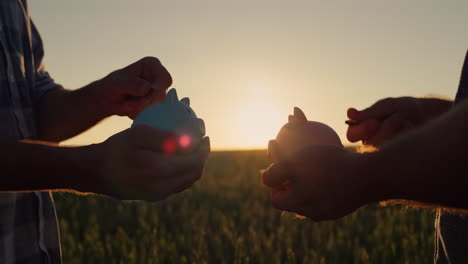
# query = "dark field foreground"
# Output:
<box><xmin>54</xmin><ymin>150</ymin><xmax>435</xmax><ymax>264</ymax></box>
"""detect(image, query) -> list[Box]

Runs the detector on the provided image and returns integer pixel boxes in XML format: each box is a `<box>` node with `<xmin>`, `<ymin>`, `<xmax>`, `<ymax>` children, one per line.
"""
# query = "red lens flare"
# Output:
<box><xmin>162</xmin><ymin>137</ymin><xmax>177</xmax><ymax>154</ymax></box>
<box><xmin>179</xmin><ymin>135</ymin><xmax>191</xmax><ymax>148</ymax></box>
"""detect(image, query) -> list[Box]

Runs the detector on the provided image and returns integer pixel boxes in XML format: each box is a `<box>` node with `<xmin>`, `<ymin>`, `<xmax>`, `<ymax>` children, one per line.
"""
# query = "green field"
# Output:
<box><xmin>54</xmin><ymin>150</ymin><xmax>435</xmax><ymax>263</ymax></box>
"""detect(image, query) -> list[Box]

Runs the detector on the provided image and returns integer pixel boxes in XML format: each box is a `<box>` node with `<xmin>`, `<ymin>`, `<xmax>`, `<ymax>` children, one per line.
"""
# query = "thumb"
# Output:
<box><xmin>363</xmin><ymin>113</ymin><xmax>413</xmax><ymax>146</ymax></box>
<box><xmin>123</xmin><ymin>57</ymin><xmax>172</xmax><ymax>95</ymax></box>
<box><xmin>130</xmin><ymin>125</ymin><xmax>179</xmax><ymax>152</ymax></box>
<box><xmin>262</xmin><ymin>162</ymin><xmax>293</xmax><ymax>188</ymax></box>
<box><xmin>346</xmin><ymin>118</ymin><xmax>380</xmax><ymax>142</ymax></box>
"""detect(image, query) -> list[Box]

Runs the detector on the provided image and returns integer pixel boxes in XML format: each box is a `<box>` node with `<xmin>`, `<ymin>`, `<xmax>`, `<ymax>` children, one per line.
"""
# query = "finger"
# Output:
<box><xmin>130</xmin><ymin>125</ymin><xmax>179</xmax><ymax>151</ymax></box>
<box><xmin>125</xmin><ymin>57</ymin><xmax>173</xmax><ymax>95</ymax></box>
<box><xmin>270</xmin><ymin>188</ymin><xmax>300</xmax><ymax>212</ymax></box>
<box><xmin>357</xmin><ymin>98</ymin><xmax>397</xmax><ymax>120</ymax></box>
<box><xmin>135</xmin><ymin>137</ymin><xmax>210</xmax><ymax>185</ymax></box>
<box><xmin>160</xmin><ymin>137</ymin><xmax>210</xmax><ymax>175</ymax></box>
<box><xmin>363</xmin><ymin>113</ymin><xmax>408</xmax><ymax>146</ymax></box>
<box><xmin>167</xmin><ymin>166</ymin><xmax>204</xmax><ymax>194</ymax></box>
<box><xmin>117</xmin><ymin>78</ymin><xmax>153</xmax><ymax>97</ymax></box>
<box><xmin>294</xmin><ymin>205</ymin><xmax>324</xmax><ymax>221</ymax></box>
<box><xmin>143</xmin><ymin>87</ymin><xmax>166</xmax><ymax>105</ymax></box>
<box><xmin>262</xmin><ymin>162</ymin><xmax>293</xmax><ymax>188</ymax></box>
<box><xmin>359</xmin><ymin>98</ymin><xmax>396</xmax><ymax>119</ymax></box>
<box><xmin>172</xmin><ymin>177</ymin><xmax>197</xmax><ymax>194</ymax></box>
<box><xmin>294</xmin><ymin>206</ymin><xmax>312</xmax><ymax>218</ymax></box>
<box><xmin>142</xmin><ymin>57</ymin><xmax>173</xmax><ymax>92</ymax></box>
<box><xmin>346</xmin><ymin>108</ymin><xmax>362</xmax><ymax>120</ymax></box>
<box><xmin>135</xmin><ymin>157</ymin><xmax>207</xmax><ymax>202</ymax></box>
<box><xmin>145</xmin><ymin>163</ymin><xmax>204</xmax><ymax>198</ymax></box>
<box><xmin>121</xmin><ymin>95</ymin><xmax>152</xmax><ymax>113</ymax></box>
<box><xmin>346</xmin><ymin>118</ymin><xmax>380</xmax><ymax>142</ymax></box>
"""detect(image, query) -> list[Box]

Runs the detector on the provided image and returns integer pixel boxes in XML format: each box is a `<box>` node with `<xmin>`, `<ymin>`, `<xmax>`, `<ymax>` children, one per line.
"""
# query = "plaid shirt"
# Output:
<box><xmin>0</xmin><ymin>0</ymin><xmax>61</xmax><ymax>263</ymax></box>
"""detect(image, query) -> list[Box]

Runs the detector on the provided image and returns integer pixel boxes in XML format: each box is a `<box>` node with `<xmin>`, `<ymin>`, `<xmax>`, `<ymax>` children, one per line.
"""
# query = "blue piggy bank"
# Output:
<box><xmin>132</xmin><ymin>88</ymin><xmax>205</xmax><ymax>153</ymax></box>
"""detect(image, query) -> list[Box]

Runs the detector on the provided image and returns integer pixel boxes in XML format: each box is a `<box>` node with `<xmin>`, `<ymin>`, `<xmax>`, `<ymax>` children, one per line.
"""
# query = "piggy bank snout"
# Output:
<box><xmin>198</xmin><ymin>118</ymin><xmax>206</xmax><ymax>136</ymax></box>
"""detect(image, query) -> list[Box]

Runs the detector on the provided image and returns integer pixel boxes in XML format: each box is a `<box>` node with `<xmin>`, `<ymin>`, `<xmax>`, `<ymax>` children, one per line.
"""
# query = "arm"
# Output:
<box><xmin>363</xmin><ymin>98</ymin><xmax>468</xmax><ymax>209</ymax></box>
<box><xmin>0</xmin><ymin>139</ymin><xmax>102</xmax><ymax>193</ymax></box>
<box><xmin>347</xmin><ymin>96</ymin><xmax>453</xmax><ymax>146</ymax></box>
<box><xmin>37</xmin><ymin>57</ymin><xmax>172</xmax><ymax>142</ymax></box>
<box><xmin>37</xmin><ymin>86</ymin><xmax>108</xmax><ymax>143</ymax></box>
<box><xmin>0</xmin><ymin>126</ymin><xmax>210</xmax><ymax>201</ymax></box>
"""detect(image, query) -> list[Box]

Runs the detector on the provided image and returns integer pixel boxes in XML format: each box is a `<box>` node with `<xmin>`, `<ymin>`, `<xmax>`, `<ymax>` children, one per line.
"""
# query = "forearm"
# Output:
<box><xmin>0</xmin><ymin>140</ymin><xmax>104</xmax><ymax>193</ymax></box>
<box><xmin>37</xmin><ymin>81</ymin><xmax>109</xmax><ymax>142</ymax></box>
<box><xmin>362</xmin><ymin>99</ymin><xmax>468</xmax><ymax>209</ymax></box>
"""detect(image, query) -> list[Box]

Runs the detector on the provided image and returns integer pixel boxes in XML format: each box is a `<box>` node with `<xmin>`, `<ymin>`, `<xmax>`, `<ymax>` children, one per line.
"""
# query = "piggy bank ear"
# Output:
<box><xmin>293</xmin><ymin>107</ymin><xmax>307</xmax><ymax>123</ymax></box>
<box><xmin>181</xmin><ymin>97</ymin><xmax>190</xmax><ymax>106</ymax></box>
<box><xmin>288</xmin><ymin>107</ymin><xmax>308</xmax><ymax>124</ymax></box>
<box><xmin>163</xmin><ymin>88</ymin><xmax>179</xmax><ymax>104</ymax></box>
<box><xmin>267</xmin><ymin>140</ymin><xmax>282</xmax><ymax>163</ymax></box>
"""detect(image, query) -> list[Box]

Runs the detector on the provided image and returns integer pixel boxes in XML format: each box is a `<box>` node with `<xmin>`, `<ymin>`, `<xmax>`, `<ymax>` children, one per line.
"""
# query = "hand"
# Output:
<box><xmin>262</xmin><ymin>145</ymin><xmax>366</xmax><ymax>221</ymax></box>
<box><xmin>90</xmin><ymin>57</ymin><xmax>173</xmax><ymax>119</ymax></box>
<box><xmin>97</xmin><ymin>125</ymin><xmax>210</xmax><ymax>201</ymax></box>
<box><xmin>346</xmin><ymin>97</ymin><xmax>429</xmax><ymax>147</ymax></box>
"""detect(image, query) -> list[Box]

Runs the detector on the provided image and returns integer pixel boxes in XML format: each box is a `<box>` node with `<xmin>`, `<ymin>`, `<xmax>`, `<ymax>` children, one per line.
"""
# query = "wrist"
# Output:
<box><xmin>77</xmin><ymin>80</ymin><xmax>113</xmax><ymax>119</ymax></box>
<box><xmin>355</xmin><ymin>151</ymin><xmax>394</xmax><ymax>204</ymax></box>
<box><xmin>67</xmin><ymin>143</ymin><xmax>108</xmax><ymax>195</ymax></box>
<box><xmin>359</xmin><ymin>147</ymin><xmax>420</xmax><ymax>203</ymax></box>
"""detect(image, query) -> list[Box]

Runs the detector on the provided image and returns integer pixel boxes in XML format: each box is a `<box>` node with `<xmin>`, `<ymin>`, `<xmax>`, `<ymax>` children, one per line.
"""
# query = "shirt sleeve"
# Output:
<box><xmin>460</xmin><ymin>49</ymin><xmax>468</xmax><ymax>90</ymax></box>
<box><xmin>30</xmin><ymin>19</ymin><xmax>62</xmax><ymax>106</ymax></box>
<box><xmin>454</xmin><ymin>49</ymin><xmax>468</xmax><ymax>104</ymax></box>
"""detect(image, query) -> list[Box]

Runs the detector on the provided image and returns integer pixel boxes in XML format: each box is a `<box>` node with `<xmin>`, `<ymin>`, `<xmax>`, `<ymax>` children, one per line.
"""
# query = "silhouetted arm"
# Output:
<box><xmin>363</xmin><ymin>98</ymin><xmax>468</xmax><ymax>209</ymax></box>
<box><xmin>37</xmin><ymin>57</ymin><xmax>172</xmax><ymax>143</ymax></box>
<box><xmin>0</xmin><ymin>139</ymin><xmax>102</xmax><ymax>193</ymax></box>
<box><xmin>37</xmin><ymin>85</ymin><xmax>110</xmax><ymax>142</ymax></box>
<box><xmin>0</xmin><ymin>126</ymin><xmax>210</xmax><ymax>202</ymax></box>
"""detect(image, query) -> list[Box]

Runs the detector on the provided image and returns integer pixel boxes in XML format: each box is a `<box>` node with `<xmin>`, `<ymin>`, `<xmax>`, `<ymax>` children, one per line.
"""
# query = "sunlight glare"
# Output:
<box><xmin>234</xmin><ymin>97</ymin><xmax>284</xmax><ymax>149</ymax></box>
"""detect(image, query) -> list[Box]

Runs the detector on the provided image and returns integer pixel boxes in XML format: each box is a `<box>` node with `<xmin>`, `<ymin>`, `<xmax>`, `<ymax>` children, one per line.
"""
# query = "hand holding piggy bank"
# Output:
<box><xmin>263</xmin><ymin>108</ymin><xmax>369</xmax><ymax>221</ymax></box>
<box><xmin>132</xmin><ymin>88</ymin><xmax>206</xmax><ymax>154</ymax></box>
<box><xmin>267</xmin><ymin>107</ymin><xmax>343</xmax><ymax>191</ymax></box>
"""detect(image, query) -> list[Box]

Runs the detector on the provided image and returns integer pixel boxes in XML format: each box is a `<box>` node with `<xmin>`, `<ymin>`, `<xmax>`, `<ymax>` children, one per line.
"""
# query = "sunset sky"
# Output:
<box><xmin>30</xmin><ymin>0</ymin><xmax>468</xmax><ymax>150</ymax></box>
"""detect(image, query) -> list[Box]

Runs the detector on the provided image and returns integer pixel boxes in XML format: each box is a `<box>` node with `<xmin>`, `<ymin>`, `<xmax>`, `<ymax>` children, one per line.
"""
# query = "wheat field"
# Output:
<box><xmin>53</xmin><ymin>150</ymin><xmax>435</xmax><ymax>264</ymax></box>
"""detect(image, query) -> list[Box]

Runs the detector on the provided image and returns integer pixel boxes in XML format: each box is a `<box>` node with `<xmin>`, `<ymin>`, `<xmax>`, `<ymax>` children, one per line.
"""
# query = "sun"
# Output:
<box><xmin>233</xmin><ymin>97</ymin><xmax>285</xmax><ymax>149</ymax></box>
